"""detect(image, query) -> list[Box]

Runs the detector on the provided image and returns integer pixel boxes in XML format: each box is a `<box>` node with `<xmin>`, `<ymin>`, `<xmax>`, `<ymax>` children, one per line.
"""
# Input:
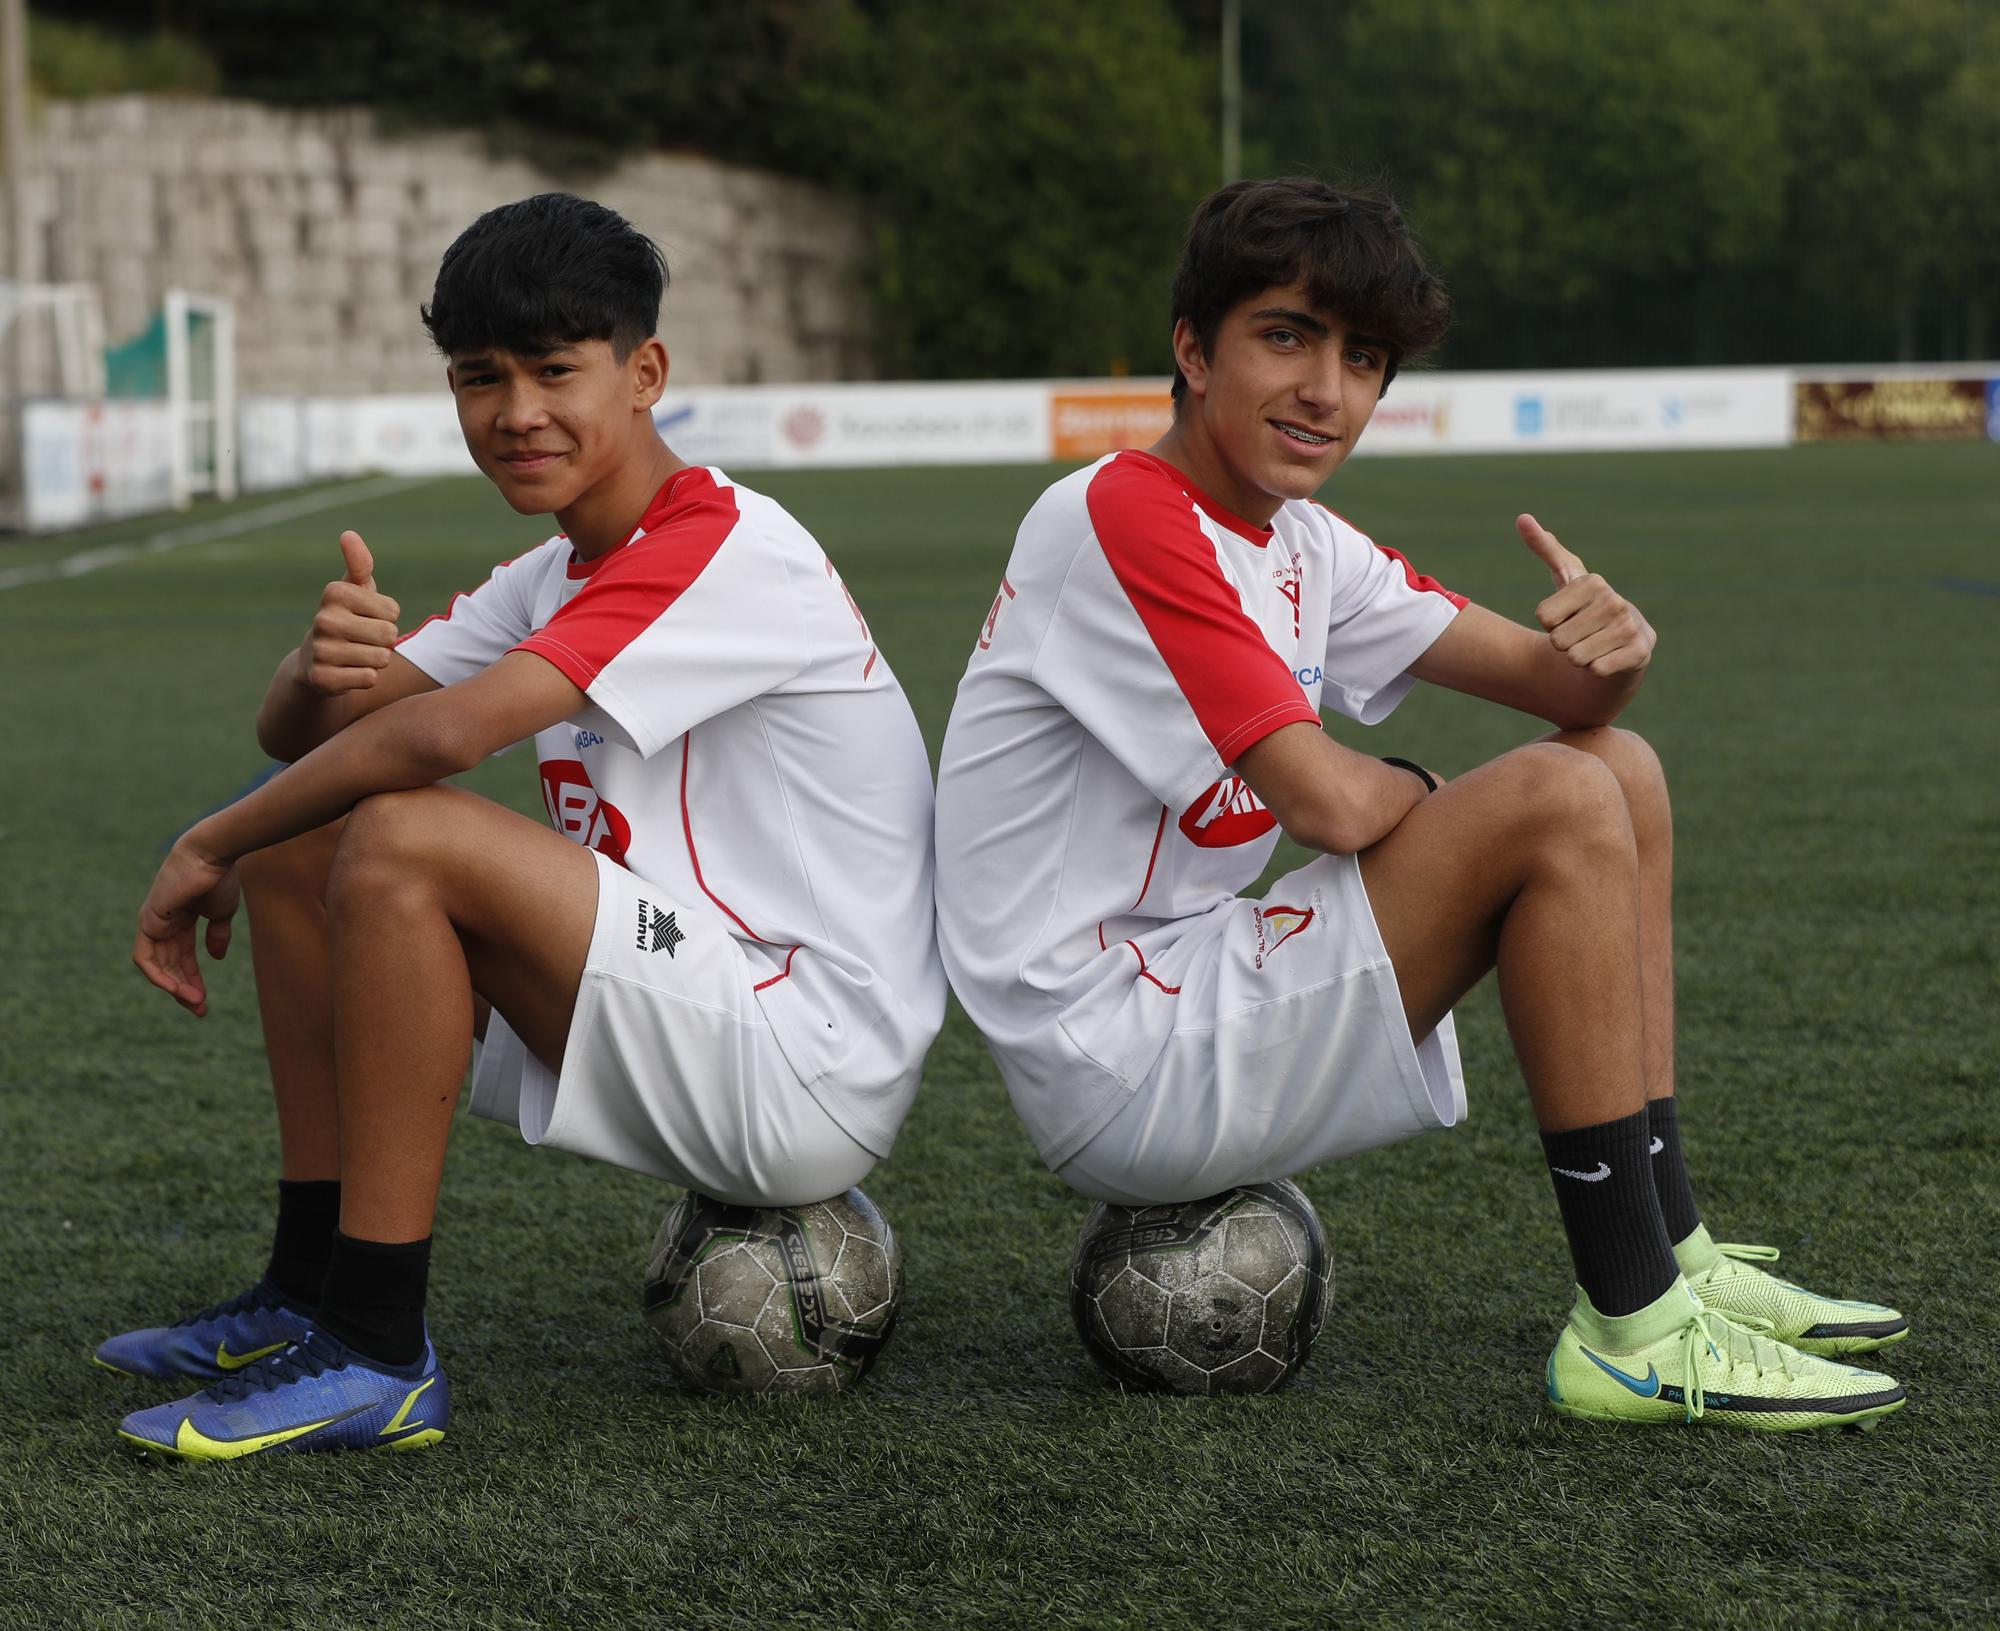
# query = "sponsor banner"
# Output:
<box><xmin>1989</xmin><ymin>379</ymin><xmax>2000</xmax><ymax>442</ymax></box>
<box><xmin>1795</xmin><ymin>378</ymin><xmax>1989</xmax><ymax>443</ymax></box>
<box><xmin>653</xmin><ymin>391</ymin><xmax>780</xmax><ymax>469</ymax></box>
<box><xmin>762</xmin><ymin>382</ymin><xmax>1048</xmax><ymax>468</ymax></box>
<box><xmin>1359</xmin><ymin>368</ymin><xmax>1793</xmax><ymax>456</ymax></box>
<box><xmin>21</xmin><ymin>399</ymin><xmax>176</xmax><ymax>530</ymax></box>
<box><xmin>1049</xmin><ymin>383</ymin><xmax>1175</xmax><ymax>461</ymax></box>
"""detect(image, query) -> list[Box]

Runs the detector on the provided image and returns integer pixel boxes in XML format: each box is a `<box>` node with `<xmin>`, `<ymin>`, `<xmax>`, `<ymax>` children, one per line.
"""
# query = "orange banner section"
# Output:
<box><xmin>1050</xmin><ymin>387</ymin><xmax>1175</xmax><ymax>462</ymax></box>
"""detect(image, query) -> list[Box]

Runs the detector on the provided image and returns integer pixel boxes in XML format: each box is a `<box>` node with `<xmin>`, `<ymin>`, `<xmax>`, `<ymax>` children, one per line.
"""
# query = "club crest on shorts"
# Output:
<box><xmin>1251</xmin><ymin>902</ymin><xmax>1315</xmax><ymax>969</ymax></box>
<box><xmin>634</xmin><ymin>899</ymin><xmax>685</xmax><ymax>957</ymax></box>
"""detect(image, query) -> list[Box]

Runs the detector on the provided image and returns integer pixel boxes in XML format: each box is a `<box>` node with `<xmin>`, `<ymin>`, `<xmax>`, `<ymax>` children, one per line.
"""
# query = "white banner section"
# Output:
<box><xmin>231</xmin><ymin>368</ymin><xmax>1790</xmax><ymax>491</ymax></box>
<box><xmin>1361</xmin><ymin>368</ymin><xmax>1794</xmax><ymax>455</ymax></box>
<box><xmin>21</xmin><ymin>400</ymin><xmax>176</xmax><ymax>530</ymax></box>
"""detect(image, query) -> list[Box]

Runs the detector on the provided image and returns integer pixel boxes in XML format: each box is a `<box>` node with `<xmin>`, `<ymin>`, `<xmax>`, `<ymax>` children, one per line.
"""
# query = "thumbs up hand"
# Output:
<box><xmin>302</xmin><ymin>529</ymin><xmax>403</xmax><ymax>695</ymax></box>
<box><xmin>1517</xmin><ymin>513</ymin><xmax>1655</xmax><ymax>678</ymax></box>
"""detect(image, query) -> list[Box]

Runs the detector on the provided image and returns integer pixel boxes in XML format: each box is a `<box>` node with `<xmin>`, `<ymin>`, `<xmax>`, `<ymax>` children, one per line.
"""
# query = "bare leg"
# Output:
<box><xmin>323</xmin><ymin>785</ymin><xmax>599</xmax><ymax>1242</ymax></box>
<box><xmin>239</xmin><ymin>821</ymin><xmax>348</xmax><ymax>1180</ymax></box>
<box><xmin>1356</xmin><ymin>742</ymin><xmax>1644</xmax><ymax>1131</ymax></box>
<box><xmin>1533</xmin><ymin>727</ymin><xmax>1674</xmax><ymax>1103</ymax></box>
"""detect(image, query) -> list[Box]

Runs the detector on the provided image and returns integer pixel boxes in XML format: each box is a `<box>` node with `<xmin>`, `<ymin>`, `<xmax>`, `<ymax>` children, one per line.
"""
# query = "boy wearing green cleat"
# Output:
<box><xmin>933</xmin><ymin>177</ymin><xmax>1906</xmax><ymax>1430</ymax></box>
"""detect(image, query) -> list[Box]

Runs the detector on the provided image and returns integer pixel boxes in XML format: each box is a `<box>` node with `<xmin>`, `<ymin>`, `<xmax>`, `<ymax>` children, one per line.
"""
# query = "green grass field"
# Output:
<box><xmin>3</xmin><ymin>444</ymin><xmax>1996</xmax><ymax>1629</ymax></box>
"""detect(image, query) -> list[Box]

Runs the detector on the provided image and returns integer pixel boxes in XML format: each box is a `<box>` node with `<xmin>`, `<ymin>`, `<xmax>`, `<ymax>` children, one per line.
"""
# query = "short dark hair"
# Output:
<box><xmin>422</xmin><ymin>193</ymin><xmax>668</xmax><ymax>360</ymax></box>
<box><xmin>1169</xmin><ymin>177</ymin><xmax>1450</xmax><ymax>402</ymax></box>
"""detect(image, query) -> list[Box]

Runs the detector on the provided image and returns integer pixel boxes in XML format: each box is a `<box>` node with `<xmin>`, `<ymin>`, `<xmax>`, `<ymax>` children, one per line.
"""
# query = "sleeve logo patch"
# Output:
<box><xmin>1179</xmin><ymin>776</ymin><xmax>1277</xmax><ymax>848</ymax></box>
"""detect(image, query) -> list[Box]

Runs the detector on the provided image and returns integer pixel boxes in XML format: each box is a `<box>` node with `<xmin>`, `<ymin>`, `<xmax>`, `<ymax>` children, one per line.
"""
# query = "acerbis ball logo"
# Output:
<box><xmin>1179</xmin><ymin>775</ymin><xmax>1277</xmax><ymax>847</ymax></box>
<box><xmin>541</xmin><ymin>759</ymin><xmax>632</xmax><ymax>864</ymax></box>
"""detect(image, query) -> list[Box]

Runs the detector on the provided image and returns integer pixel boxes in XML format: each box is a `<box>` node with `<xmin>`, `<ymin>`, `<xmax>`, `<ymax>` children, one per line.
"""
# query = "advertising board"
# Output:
<box><xmin>1796</xmin><ymin>378</ymin><xmax>1990</xmax><ymax>442</ymax></box>
<box><xmin>1048</xmin><ymin>384</ymin><xmax>1175</xmax><ymax>461</ymax></box>
<box><xmin>21</xmin><ymin>399</ymin><xmax>177</xmax><ymax>530</ymax></box>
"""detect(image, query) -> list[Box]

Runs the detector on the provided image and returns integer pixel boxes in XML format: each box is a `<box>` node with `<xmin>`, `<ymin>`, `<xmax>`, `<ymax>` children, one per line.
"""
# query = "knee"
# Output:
<box><xmin>1561</xmin><ymin>726</ymin><xmax>1670</xmax><ymax>842</ymax></box>
<box><xmin>327</xmin><ymin>790</ymin><xmax>452</xmax><ymax>904</ymax></box>
<box><xmin>1507</xmin><ymin>743</ymin><xmax>1636</xmax><ymax>861</ymax></box>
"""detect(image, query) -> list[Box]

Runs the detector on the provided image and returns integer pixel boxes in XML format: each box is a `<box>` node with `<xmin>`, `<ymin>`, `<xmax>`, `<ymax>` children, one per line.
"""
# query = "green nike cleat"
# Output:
<box><xmin>1674</xmin><ymin>1225</ymin><xmax>1909</xmax><ymax>1357</ymax></box>
<box><xmin>1545</xmin><ymin>1278</ymin><xmax>1906</xmax><ymax>1432</ymax></box>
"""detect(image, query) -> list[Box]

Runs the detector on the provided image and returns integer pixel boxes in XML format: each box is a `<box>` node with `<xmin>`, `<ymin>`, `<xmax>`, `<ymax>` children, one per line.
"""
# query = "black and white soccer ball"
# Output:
<box><xmin>642</xmin><ymin>1187</ymin><xmax>902</xmax><ymax>1396</ymax></box>
<box><xmin>1069</xmin><ymin>1180</ymin><xmax>1331</xmax><ymax>1395</ymax></box>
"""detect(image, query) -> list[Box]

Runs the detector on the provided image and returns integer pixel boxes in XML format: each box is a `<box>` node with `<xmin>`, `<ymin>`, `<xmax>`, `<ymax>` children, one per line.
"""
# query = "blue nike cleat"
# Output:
<box><xmin>94</xmin><ymin>1282</ymin><xmax>315</xmax><ymax>1382</ymax></box>
<box><xmin>117</xmin><ymin>1331</ymin><xmax>449</xmax><ymax>1460</ymax></box>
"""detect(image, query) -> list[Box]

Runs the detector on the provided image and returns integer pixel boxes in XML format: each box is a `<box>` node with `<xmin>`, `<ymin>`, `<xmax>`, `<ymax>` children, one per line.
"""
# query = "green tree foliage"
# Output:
<box><xmin>776</xmin><ymin>0</ymin><xmax>1215</xmax><ymax>377</ymax></box>
<box><xmin>1236</xmin><ymin>0</ymin><xmax>1999</xmax><ymax>364</ymax></box>
<box><xmin>44</xmin><ymin>0</ymin><xmax>2000</xmax><ymax>368</ymax></box>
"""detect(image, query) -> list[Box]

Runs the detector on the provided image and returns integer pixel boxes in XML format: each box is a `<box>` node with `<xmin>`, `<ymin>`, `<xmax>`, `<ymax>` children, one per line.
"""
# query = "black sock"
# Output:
<box><xmin>1646</xmin><ymin>1097</ymin><xmax>1702</xmax><ymax>1247</ymax></box>
<box><xmin>314</xmin><ymin>1231</ymin><xmax>431</xmax><ymax>1367</ymax></box>
<box><xmin>1540</xmin><ymin>1108</ymin><xmax>1680</xmax><ymax>1317</ymax></box>
<box><xmin>263</xmin><ymin>1179</ymin><xmax>341</xmax><ymax>1308</ymax></box>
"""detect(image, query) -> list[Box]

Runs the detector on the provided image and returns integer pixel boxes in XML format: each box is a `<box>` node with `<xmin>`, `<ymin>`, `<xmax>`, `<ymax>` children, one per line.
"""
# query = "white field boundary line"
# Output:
<box><xmin>0</xmin><ymin>475</ymin><xmax>438</xmax><ymax>593</ymax></box>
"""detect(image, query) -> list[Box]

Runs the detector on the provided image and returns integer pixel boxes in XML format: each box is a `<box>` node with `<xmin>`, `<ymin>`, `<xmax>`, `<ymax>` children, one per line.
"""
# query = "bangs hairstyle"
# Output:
<box><xmin>1169</xmin><ymin>177</ymin><xmax>1450</xmax><ymax>402</ymax></box>
<box><xmin>421</xmin><ymin>193</ymin><xmax>668</xmax><ymax>361</ymax></box>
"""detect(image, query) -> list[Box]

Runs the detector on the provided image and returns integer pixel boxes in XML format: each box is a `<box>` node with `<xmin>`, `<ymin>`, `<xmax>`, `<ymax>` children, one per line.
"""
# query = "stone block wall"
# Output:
<box><xmin>6</xmin><ymin>96</ymin><xmax>876</xmax><ymax>394</ymax></box>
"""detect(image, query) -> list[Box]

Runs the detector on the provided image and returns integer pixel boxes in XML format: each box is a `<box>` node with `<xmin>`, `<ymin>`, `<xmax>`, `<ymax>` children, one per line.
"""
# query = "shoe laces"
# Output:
<box><xmin>1676</xmin><ymin>1303</ymin><xmax>1800</xmax><ymax>1423</ymax></box>
<box><xmin>173</xmin><ymin>1282</ymin><xmax>286</xmax><ymax>1329</ymax></box>
<box><xmin>204</xmin><ymin>1330</ymin><xmax>346</xmax><ymax>1402</ymax></box>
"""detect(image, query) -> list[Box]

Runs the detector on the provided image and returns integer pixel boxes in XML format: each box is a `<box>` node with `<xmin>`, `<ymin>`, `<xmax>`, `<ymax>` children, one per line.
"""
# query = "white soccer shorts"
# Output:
<box><xmin>1055</xmin><ymin>850</ymin><xmax>1466</xmax><ymax>1204</ymax></box>
<box><xmin>469</xmin><ymin>849</ymin><xmax>874</xmax><ymax>1206</ymax></box>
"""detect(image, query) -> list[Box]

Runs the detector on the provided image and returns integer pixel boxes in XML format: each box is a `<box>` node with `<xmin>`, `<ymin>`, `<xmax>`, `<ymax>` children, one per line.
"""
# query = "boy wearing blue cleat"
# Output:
<box><xmin>109</xmin><ymin>194</ymin><xmax>944</xmax><ymax>1458</ymax></box>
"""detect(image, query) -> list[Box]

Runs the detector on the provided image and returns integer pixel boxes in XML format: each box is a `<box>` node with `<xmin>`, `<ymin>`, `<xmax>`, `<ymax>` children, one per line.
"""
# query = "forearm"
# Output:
<box><xmin>197</xmin><ymin>698</ymin><xmax>475</xmax><ymax>864</ymax></box>
<box><xmin>1529</xmin><ymin>641</ymin><xmax>1646</xmax><ymax>730</ymax></box>
<box><xmin>256</xmin><ymin>647</ymin><xmax>350</xmax><ymax>762</ymax></box>
<box><xmin>1236</xmin><ymin>723</ymin><xmax>1428</xmax><ymax>857</ymax></box>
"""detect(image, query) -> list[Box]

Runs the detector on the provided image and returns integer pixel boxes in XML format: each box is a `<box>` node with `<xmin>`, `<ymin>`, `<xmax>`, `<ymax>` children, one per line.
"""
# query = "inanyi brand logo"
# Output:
<box><xmin>1179</xmin><ymin>776</ymin><xmax>1277</xmax><ymax>848</ymax></box>
<box><xmin>1251</xmin><ymin>902</ymin><xmax>1315</xmax><ymax>969</ymax></box>
<box><xmin>635</xmin><ymin>900</ymin><xmax>685</xmax><ymax>957</ymax></box>
<box><xmin>541</xmin><ymin>760</ymin><xmax>632</xmax><ymax>865</ymax></box>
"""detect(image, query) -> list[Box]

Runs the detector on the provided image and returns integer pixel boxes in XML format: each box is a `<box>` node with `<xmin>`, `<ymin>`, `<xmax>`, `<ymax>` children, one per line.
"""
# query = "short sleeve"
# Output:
<box><xmin>513</xmin><ymin>486</ymin><xmax>808</xmax><ymax>759</ymax></box>
<box><xmin>1319</xmin><ymin>511</ymin><xmax>1464</xmax><ymax>725</ymax></box>
<box><xmin>1030</xmin><ymin>456</ymin><xmax>1319</xmax><ymax>809</ymax></box>
<box><xmin>395</xmin><ymin>546</ymin><xmax>551</xmax><ymax>688</ymax></box>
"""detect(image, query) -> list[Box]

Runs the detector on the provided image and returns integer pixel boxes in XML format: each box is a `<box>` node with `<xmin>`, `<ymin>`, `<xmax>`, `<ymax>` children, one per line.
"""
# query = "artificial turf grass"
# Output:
<box><xmin>2</xmin><ymin>444</ymin><xmax>1996</xmax><ymax>1629</ymax></box>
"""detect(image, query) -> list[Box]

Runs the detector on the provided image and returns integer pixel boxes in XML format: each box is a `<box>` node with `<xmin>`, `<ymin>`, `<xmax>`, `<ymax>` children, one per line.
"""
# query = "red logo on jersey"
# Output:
<box><xmin>541</xmin><ymin>760</ymin><xmax>632</xmax><ymax>865</ymax></box>
<box><xmin>977</xmin><ymin>575</ymin><xmax>1017</xmax><ymax>651</ymax></box>
<box><xmin>1274</xmin><ymin>551</ymin><xmax>1303</xmax><ymax>639</ymax></box>
<box><xmin>1252</xmin><ymin>902</ymin><xmax>1315</xmax><ymax>968</ymax></box>
<box><xmin>1179</xmin><ymin>776</ymin><xmax>1278</xmax><ymax>847</ymax></box>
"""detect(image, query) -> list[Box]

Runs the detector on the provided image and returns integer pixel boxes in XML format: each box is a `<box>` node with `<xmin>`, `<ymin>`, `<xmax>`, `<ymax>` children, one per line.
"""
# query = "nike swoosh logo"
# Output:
<box><xmin>1649</xmin><ymin>1137</ymin><xmax>1665</xmax><ymax>1155</ymax></box>
<box><xmin>1551</xmin><ymin>1162</ymin><xmax>1612</xmax><ymax>1182</ymax></box>
<box><xmin>214</xmin><ymin>1339</ymin><xmax>288</xmax><ymax>1371</ymax></box>
<box><xmin>1579</xmin><ymin>1348</ymin><xmax>1662</xmax><ymax>1398</ymax></box>
<box><xmin>171</xmin><ymin>1402</ymin><xmax>372</xmax><ymax>1459</ymax></box>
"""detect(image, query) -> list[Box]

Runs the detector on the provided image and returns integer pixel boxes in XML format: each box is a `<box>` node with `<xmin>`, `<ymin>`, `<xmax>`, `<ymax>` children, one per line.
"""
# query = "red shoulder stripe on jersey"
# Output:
<box><xmin>1120</xmin><ymin>449</ymin><xmax>1273</xmax><ymax>546</ymax></box>
<box><xmin>1374</xmin><ymin>543</ymin><xmax>1468</xmax><ymax>609</ymax></box>
<box><xmin>394</xmin><ymin>590</ymin><xmax>471</xmax><ymax>648</ymax></box>
<box><xmin>1087</xmin><ymin>452</ymin><xmax>1319</xmax><ymax>764</ymax></box>
<box><xmin>1313</xmin><ymin>501</ymin><xmax>1469</xmax><ymax>610</ymax></box>
<box><xmin>513</xmin><ymin>469</ymin><xmax>739</xmax><ymax>688</ymax></box>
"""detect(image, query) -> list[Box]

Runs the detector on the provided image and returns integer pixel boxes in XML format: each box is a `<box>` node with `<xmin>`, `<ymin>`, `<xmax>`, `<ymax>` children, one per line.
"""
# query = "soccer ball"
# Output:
<box><xmin>1069</xmin><ymin>1180</ymin><xmax>1331</xmax><ymax>1395</ymax></box>
<box><xmin>642</xmin><ymin>1187</ymin><xmax>902</xmax><ymax>1396</ymax></box>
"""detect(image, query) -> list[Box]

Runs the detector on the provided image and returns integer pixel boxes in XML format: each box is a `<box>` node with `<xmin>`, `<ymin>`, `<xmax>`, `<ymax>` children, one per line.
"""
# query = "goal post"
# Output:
<box><xmin>163</xmin><ymin>287</ymin><xmax>237</xmax><ymax>506</ymax></box>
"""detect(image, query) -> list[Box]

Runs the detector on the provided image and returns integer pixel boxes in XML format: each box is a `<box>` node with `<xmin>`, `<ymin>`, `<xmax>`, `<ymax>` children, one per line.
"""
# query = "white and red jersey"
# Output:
<box><xmin>397</xmin><ymin>465</ymin><xmax>945</xmax><ymax>1156</ymax></box>
<box><xmin>934</xmin><ymin>448</ymin><xmax>1464</xmax><ymax>1166</ymax></box>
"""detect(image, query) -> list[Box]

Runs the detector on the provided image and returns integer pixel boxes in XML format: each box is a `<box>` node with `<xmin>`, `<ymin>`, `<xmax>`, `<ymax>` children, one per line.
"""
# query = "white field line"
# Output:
<box><xmin>0</xmin><ymin>476</ymin><xmax>438</xmax><ymax>593</ymax></box>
